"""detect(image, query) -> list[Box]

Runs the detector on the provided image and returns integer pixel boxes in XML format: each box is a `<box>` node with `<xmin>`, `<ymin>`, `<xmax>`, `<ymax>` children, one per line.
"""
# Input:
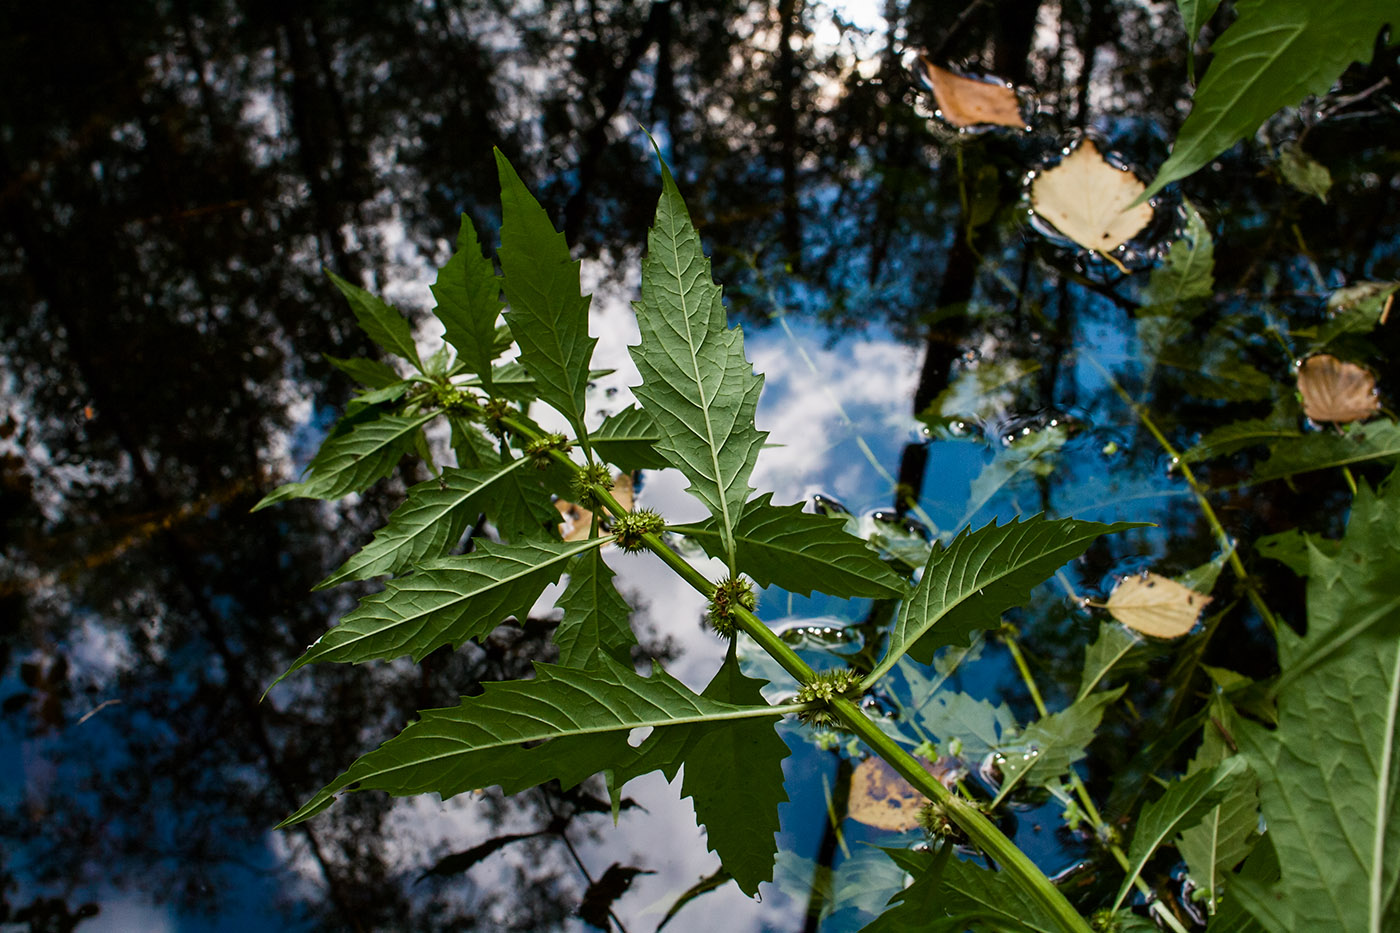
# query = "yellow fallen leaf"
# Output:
<box><xmin>1030</xmin><ymin>140</ymin><xmax>1153</xmax><ymax>255</ymax></box>
<box><xmin>1105</xmin><ymin>572</ymin><xmax>1211</xmax><ymax>639</ymax></box>
<box><xmin>848</xmin><ymin>756</ymin><xmax>959</xmax><ymax>831</ymax></box>
<box><xmin>1297</xmin><ymin>354</ymin><xmax>1380</xmax><ymax>424</ymax></box>
<box><xmin>916</xmin><ymin>57</ymin><xmax>1024</xmax><ymax>129</ymax></box>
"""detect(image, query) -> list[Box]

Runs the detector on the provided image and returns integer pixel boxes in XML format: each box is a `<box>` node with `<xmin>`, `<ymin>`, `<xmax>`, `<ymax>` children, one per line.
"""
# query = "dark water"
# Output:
<box><xmin>2</xmin><ymin>2</ymin><xmax>1398</xmax><ymax>931</ymax></box>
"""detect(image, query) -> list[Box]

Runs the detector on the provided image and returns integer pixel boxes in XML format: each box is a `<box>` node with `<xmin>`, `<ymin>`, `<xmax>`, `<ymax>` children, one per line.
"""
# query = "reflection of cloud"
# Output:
<box><xmin>82</xmin><ymin>896</ymin><xmax>175</xmax><ymax>933</ymax></box>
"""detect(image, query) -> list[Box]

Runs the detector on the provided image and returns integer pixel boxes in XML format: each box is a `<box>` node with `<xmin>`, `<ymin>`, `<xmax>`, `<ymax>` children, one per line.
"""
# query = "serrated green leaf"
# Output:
<box><xmin>315</xmin><ymin>458</ymin><xmax>532</xmax><ymax>590</ymax></box>
<box><xmin>273</xmin><ymin>537</ymin><xmax>604</xmax><ymax>689</ymax></box>
<box><xmin>918</xmin><ymin>358</ymin><xmax>1041</xmax><ymax>431</ymax></box>
<box><xmin>1114</xmin><ymin>755</ymin><xmax>1252</xmax><ymax>910</ymax></box>
<box><xmin>1277</xmin><ymin>141</ymin><xmax>1332</xmax><ymax>203</ymax></box>
<box><xmin>867</xmin><ymin>515</ymin><xmax>1142</xmax><ymax>684</ymax></box>
<box><xmin>912</xmin><ymin>690</ymin><xmax>1017</xmax><ymax>761</ymax></box>
<box><xmin>1253</xmin><ymin>420</ymin><xmax>1400</xmax><ymax>483</ymax></box>
<box><xmin>1179</xmin><ymin>699</ymin><xmax>1260</xmax><ymax>907</ymax></box>
<box><xmin>326</xmin><ymin>269</ymin><xmax>422</xmax><ymax>369</ymax></box>
<box><xmin>494</xmin><ymin>150</ymin><xmax>596</xmax><ymax>436</ymax></box>
<box><xmin>995</xmin><ymin>686</ymin><xmax>1126</xmax><ymax>805</ymax></box>
<box><xmin>1142</xmin><ymin>0</ymin><xmax>1397</xmax><ymax>200</ymax></box>
<box><xmin>1141</xmin><ymin>201</ymin><xmax>1215</xmax><ymax>311</ymax></box>
<box><xmin>1076</xmin><ymin>622</ymin><xmax>1140</xmax><ymax>700</ymax></box>
<box><xmin>1183</xmin><ymin>412</ymin><xmax>1303</xmax><ymax>463</ymax></box>
<box><xmin>669</xmin><ymin>494</ymin><xmax>908</xmax><ymax>599</ymax></box>
<box><xmin>1155</xmin><ymin>349</ymin><xmax>1274</xmax><ymax>401</ymax></box>
<box><xmin>961</xmin><ymin>426</ymin><xmax>1067</xmax><ymax>523</ymax></box>
<box><xmin>252</xmin><ymin>410</ymin><xmax>435</xmax><ymax>511</ymax></box>
<box><xmin>630</xmin><ymin>153</ymin><xmax>767</xmax><ymax>566</ymax></box>
<box><xmin>278</xmin><ymin>654</ymin><xmax>788</xmax><ymax>828</ymax></box>
<box><xmin>491</xmin><ymin>449</ymin><xmax>566</xmax><ymax>542</ymax></box>
<box><xmin>432</xmin><ymin>214</ymin><xmax>504</xmax><ymax>385</ymax></box>
<box><xmin>1236</xmin><ymin>469</ymin><xmax>1400</xmax><ymax>931</ymax></box>
<box><xmin>591</xmin><ymin>405</ymin><xmax>667</xmax><ymax>471</ymax></box>
<box><xmin>1255</xmin><ymin>527</ymin><xmax>1341</xmax><ymax>576</ymax></box>
<box><xmin>324</xmin><ymin>353</ymin><xmax>402</xmax><ymax>389</ymax></box>
<box><xmin>555</xmin><ymin>549</ymin><xmax>636</xmax><ymax>668</ymax></box>
<box><xmin>613</xmin><ymin>646</ymin><xmax>789</xmax><ymax>896</ymax></box>
<box><xmin>863</xmin><ymin>846</ymin><xmax>1060</xmax><ymax>933</ymax></box>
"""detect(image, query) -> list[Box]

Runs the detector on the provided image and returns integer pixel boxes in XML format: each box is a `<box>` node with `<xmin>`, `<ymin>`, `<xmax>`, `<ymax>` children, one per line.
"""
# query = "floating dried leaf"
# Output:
<box><xmin>1297</xmin><ymin>354</ymin><xmax>1380</xmax><ymax>424</ymax></box>
<box><xmin>1105</xmin><ymin>572</ymin><xmax>1211</xmax><ymax>639</ymax></box>
<box><xmin>848</xmin><ymin>755</ymin><xmax>960</xmax><ymax>831</ymax></box>
<box><xmin>915</xmin><ymin>57</ymin><xmax>1023</xmax><ymax>129</ymax></box>
<box><xmin>1030</xmin><ymin>140</ymin><xmax>1153</xmax><ymax>254</ymax></box>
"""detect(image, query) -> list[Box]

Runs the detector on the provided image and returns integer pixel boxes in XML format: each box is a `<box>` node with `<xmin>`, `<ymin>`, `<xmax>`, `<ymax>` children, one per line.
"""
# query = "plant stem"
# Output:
<box><xmin>506</xmin><ymin>414</ymin><xmax>1090</xmax><ymax>930</ymax></box>
<box><xmin>831</xmin><ymin>696</ymin><xmax>1094</xmax><ymax>933</ymax></box>
<box><xmin>1085</xmin><ymin>355</ymin><xmax>1279</xmax><ymax>636</ymax></box>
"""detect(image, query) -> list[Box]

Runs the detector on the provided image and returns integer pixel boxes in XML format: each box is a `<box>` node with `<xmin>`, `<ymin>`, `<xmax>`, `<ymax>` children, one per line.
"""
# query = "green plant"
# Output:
<box><xmin>258</xmin><ymin>130</ymin><xmax>1400</xmax><ymax>929</ymax></box>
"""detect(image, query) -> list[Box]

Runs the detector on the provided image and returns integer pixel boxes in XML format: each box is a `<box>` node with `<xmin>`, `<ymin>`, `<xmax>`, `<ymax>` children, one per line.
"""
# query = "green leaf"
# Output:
<box><xmin>490</xmin><ymin>451</ymin><xmax>566</xmax><ymax>541</ymax></box>
<box><xmin>494</xmin><ymin>150</ymin><xmax>596</xmax><ymax>436</ymax></box>
<box><xmin>995</xmin><ymin>686</ymin><xmax>1126</xmax><ymax>804</ymax></box>
<box><xmin>1183</xmin><ymin>412</ymin><xmax>1303</xmax><ymax>463</ymax></box>
<box><xmin>273</xmin><ymin>537</ymin><xmax>604</xmax><ymax>688</ymax></box>
<box><xmin>669</xmin><ymin>494</ymin><xmax>908</xmax><ymax>599</ymax></box>
<box><xmin>1142</xmin><ymin>0</ymin><xmax>1398</xmax><ymax>200</ymax></box>
<box><xmin>630</xmin><ymin>152</ymin><xmax>767</xmax><ymax>566</ymax></box>
<box><xmin>614</xmin><ymin>646</ymin><xmax>789</xmax><ymax>896</ymax></box>
<box><xmin>867</xmin><ymin>515</ymin><xmax>1142</xmax><ymax>684</ymax></box>
<box><xmin>1255</xmin><ymin>527</ymin><xmax>1340</xmax><ymax>576</ymax></box>
<box><xmin>1178</xmin><ymin>0</ymin><xmax>1223</xmax><ymax>45</ymax></box>
<box><xmin>1253</xmin><ymin>420</ymin><xmax>1400</xmax><ymax>483</ymax></box>
<box><xmin>326</xmin><ymin>269</ymin><xmax>422</xmax><ymax>369</ymax></box>
<box><xmin>554</xmin><ymin>549</ymin><xmax>636</xmax><ymax>668</ymax></box>
<box><xmin>912</xmin><ymin>690</ymin><xmax>1017</xmax><ymax>761</ymax></box>
<box><xmin>961</xmin><ymin>426</ymin><xmax>1067</xmax><ymax>523</ymax></box>
<box><xmin>1178</xmin><ymin>699</ymin><xmax>1260</xmax><ymax>907</ymax></box>
<box><xmin>252</xmin><ymin>410</ymin><xmax>435</xmax><ymax>511</ymax></box>
<box><xmin>591</xmin><ymin>405</ymin><xmax>668</xmax><ymax>471</ymax></box>
<box><xmin>1236</xmin><ymin>469</ymin><xmax>1400</xmax><ymax>931</ymax></box>
<box><xmin>1154</xmin><ymin>348</ymin><xmax>1274</xmax><ymax>401</ymax></box>
<box><xmin>918</xmin><ymin>358</ymin><xmax>1041</xmax><ymax>431</ymax></box>
<box><xmin>1113</xmin><ymin>755</ymin><xmax>1253</xmax><ymax>910</ymax></box>
<box><xmin>1140</xmin><ymin>200</ymin><xmax>1215</xmax><ymax>310</ymax></box>
<box><xmin>863</xmin><ymin>846</ymin><xmax>1062</xmax><ymax>933</ymax></box>
<box><xmin>431</xmin><ymin>214</ymin><xmax>504</xmax><ymax>385</ymax></box>
<box><xmin>324</xmin><ymin>353</ymin><xmax>401</xmax><ymax>389</ymax></box>
<box><xmin>314</xmin><ymin>458</ymin><xmax>532</xmax><ymax>590</ymax></box>
<box><xmin>1076</xmin><ymin>622</ymin><xmax>1140</xmax><ymax>700</ymax></box>
<box><xmin>278</xmin><ymin>654</ymin><xmax>788</xmax><ymax>831</ymax></box>
<box><xmin>1276</xmin><ymin>141</ymin><xmax>1332</xmax><ymax>203</ymax></box>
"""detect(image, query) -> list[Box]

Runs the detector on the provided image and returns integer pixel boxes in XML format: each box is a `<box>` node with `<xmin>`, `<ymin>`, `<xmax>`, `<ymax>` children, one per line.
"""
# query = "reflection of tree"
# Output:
<box><xmin>0</xmin><ymin>0</ymin><xmax>1396</xmax><ymax>928</ymax></box>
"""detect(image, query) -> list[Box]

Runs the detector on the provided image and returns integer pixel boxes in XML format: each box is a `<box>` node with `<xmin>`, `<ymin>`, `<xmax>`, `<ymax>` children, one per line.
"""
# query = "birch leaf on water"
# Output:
<box><xmin>1296</xmin><ymin>354</ymin><xmax>1380</xmax><ymax>424</ymax></box>
<box><xmin>1105</xmin><ymin>572</ymin><xmax>1212</xmax><ymax>639</ymax></box>
<box><xmin>915</xmin><ymin>57</ymin><xmax>1023</xmax><ymax>129</ymax></box>
<box><xmin>1030</xmin><ymin>140</ymin><xmax>1153</xmax><ymax>254</ymax></box>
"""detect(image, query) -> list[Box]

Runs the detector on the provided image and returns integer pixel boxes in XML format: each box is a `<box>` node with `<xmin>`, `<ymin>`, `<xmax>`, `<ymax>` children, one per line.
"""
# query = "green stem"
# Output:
<box><xmin>504</xmin><ymin>414</ymin><xmax>1088</xmax><ymax>929</ymax></box>
<box><xmin>832</xmin><ymin>697</ymin><xmax>1094</xmax><ymax>933</ymax></box>
<box><xmin>1086</xmin><ymin>355</ymin><xmax>1279</xmax><ymax>636</ymax></box>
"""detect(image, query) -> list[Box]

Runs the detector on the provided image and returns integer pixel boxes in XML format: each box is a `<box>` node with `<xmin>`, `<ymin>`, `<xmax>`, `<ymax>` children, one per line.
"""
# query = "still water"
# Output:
<box><xmin>2</xmin><ymin>1</ymin><xmax>1396</xmax><ymax>931</ymax></box>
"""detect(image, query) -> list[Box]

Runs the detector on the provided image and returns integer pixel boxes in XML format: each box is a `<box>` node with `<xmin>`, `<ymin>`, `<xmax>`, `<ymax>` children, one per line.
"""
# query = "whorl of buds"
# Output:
<box><xmin>611</xmin><ymin>508</ymin><xmax>665</xmax><ymax>553</ymax></box>
<box><xmin>431</xmin><ymin>384</ymin><xmax>477</xmax><ymax>416</ymax></box>
<box><xmin>524</xmin><ymin>432</ymin><xmax>571</xmax><ymax>468</ymax></box>
<box><xmin>794</xmin><ymin>668</ymin><xmax>862</xmax><ymax>727</ymax></box>
<box><xmin>571</xmin><ymin>463</ymin><xmax>614</xmax><ymax>508</ymax></box>
<box><xmin>482</xmin><ymin>396</ymin><xmax>512</xmax><ymax>433</ymax></box>
<box><xmin>706</xmin><ymin>575</ymin><xmax>756</xmax><ymax>638</ymax></box>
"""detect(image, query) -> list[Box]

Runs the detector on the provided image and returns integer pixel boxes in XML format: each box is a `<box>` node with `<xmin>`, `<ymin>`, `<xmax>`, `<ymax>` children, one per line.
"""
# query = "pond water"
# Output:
<box><xmin>2</xmin><ymin>2</ymin><xmax>1397</xmax><ymax>931</ymax></box>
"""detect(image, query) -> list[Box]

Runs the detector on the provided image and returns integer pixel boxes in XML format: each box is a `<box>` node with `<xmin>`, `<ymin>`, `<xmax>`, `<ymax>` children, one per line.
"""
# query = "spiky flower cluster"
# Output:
<box><xmin>706</xmin><ymin>575</ymin><xmax>756</xmax><ymax>638</ymax></box>
<box><xmin>611</xmin><ymin>508</ymin><xmax>665</xmax><ymax>553</ymax></box>
<box><xmin>482</xmin><ymin>396</ymin><xmax>512</xmax><ymax>433</ymax></box>
<box><xmin>916</xmin><ymin>800</ymin><xmax>975</xmax><ymax>845</ymax></box>
<box><xmin>429</xmin><ymin>384</ymin><xmax>477</xmax><ymax>416</ymax></box>
<box><xmin>524</xmin><ymin>432</ymin><xmax>571</xmax><ymax>468</ymax></box>
<box><xmin>570</xmin><ymin>462</ymin><xmax>613</xmax><ymax>508</ymax></box>
<box><xmin>794</xmin><ymin>668</ymin><xmax>862</xmax><ymax>726</ymax></box>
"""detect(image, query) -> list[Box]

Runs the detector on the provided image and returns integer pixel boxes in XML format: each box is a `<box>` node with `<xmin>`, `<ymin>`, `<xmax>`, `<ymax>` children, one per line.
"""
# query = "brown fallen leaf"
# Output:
<box><xmin>915</xmin><ymin>57</ymin><xmax>1024</xmax><ymax>129</ymax></box>
<box><xmin>1105</xmin><ymin>572</ymin><xmax>1211</xmax><ymax>639</ymax></box>
<box><xmin>555</xmin><ymin>473</ymin><xmax>635</xmax><ymax>541</ymax></box>
<box><xmin>1030</xmin><ymin>139</ymin><xmax>1153</xmax><ymax>255</ymax></box>
<box><xmin>1297</xmin><ymin>354</ymin><xmax>1380</xmax><ymax>424</ymax></box>
<box><xmin>848</xmin><ymin>755</ymin><xmax>961</xmax><ymax>831</ymax></box>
